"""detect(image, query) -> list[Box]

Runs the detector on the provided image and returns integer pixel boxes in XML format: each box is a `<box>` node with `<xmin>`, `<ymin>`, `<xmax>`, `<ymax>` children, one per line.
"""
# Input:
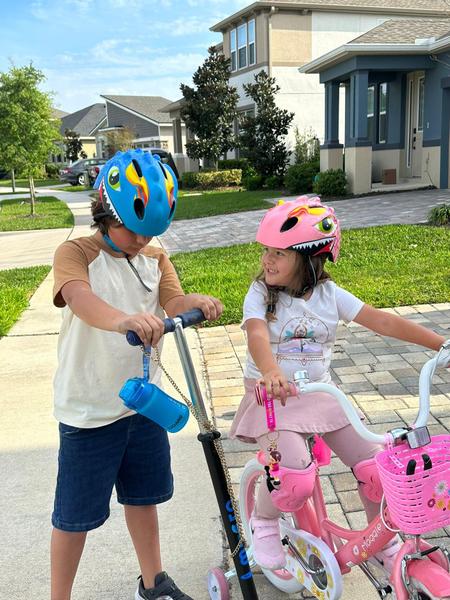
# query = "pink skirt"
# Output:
<box><xmin>229</xmin><ymin>378</ymin><xmax>359</xmax><ymax>443</ymax></box>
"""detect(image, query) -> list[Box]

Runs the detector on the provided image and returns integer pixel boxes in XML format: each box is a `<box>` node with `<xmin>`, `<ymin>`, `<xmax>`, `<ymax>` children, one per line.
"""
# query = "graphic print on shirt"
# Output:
<box><xmin>276</xmin><ymin>314</ymin><xmax>330</xmax><ymax>370</ymax></box>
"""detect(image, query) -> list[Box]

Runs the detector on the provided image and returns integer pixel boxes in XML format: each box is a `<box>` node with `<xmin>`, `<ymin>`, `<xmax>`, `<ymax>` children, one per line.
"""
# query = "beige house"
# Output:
<box><xmin>210</xmin><ymin>0</ymin><xmax>450</xmax><ymax>155</ymax></box>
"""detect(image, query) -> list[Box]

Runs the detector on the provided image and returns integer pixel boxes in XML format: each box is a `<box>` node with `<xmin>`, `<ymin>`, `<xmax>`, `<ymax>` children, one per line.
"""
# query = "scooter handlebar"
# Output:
<box><xmin>126</xmin><ymin>308</ymin><xmax>206</xmax><ymax>346</ymax></box>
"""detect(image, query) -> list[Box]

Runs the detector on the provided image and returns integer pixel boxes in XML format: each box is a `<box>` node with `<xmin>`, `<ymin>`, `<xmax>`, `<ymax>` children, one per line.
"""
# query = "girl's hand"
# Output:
<box><xmin>115</xmin><ymin>312</ymin><xmax>165</xmax><ymax>347</ymax></box>
<box><xmin>183</xmin><ymin>293</ymin><xmax>223</xmax><ymax>321</ymax></box>
<box><xmin>259</xmin><ymin>368</ymin><xmax>291</xmax><ymax>406</ymax></box>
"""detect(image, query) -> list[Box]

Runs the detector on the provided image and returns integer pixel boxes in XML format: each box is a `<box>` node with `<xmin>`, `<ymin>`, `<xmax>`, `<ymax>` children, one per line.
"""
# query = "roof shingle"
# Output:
<box><xmin>102</xmin><ymin>95</ymin><xmax>173</xmax><ymax>124</ymax></box>
<box><xmin>351</xmin><ymin>17</ymin><xmax>450</xmax><ymax>43</ymax></box>
<box><xmin>60</xmin><ymin>104</ymin><xmax>106</xmax><ymax>137</ymax></box>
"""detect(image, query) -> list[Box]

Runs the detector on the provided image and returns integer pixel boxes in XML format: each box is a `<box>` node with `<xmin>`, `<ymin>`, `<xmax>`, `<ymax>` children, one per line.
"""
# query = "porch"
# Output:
<box><xmin>318</xmin><ymin>56</ymin><xmax>450</xmax><ymax>194</ymax></box>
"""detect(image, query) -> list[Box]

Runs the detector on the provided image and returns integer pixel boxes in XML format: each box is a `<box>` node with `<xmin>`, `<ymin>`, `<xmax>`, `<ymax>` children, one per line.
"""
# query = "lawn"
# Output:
<box><xmin>173</xmin><ymin>189</ymin><xmax>283</xmax><ymax>220</ymax></box>
<box><xmin>172</xmin><ymin>224</ymin><xmax>450</xmax><ymax>326</ymax></box>
<box><xmin>0</xmin><ymin>196</ymin><xmax>74</xmax><ymax>231</ymax></box>
<box><xmin>52</xmin><ymin>185</ymin><xmax>90</xmax><ymax>192</ymax></box>
<box><xmin>0</xmin><ymin>178</ymin><xmax>60</xmax><ymax>188</ymax></box>
<box><xmin>0</xmin><ymin>266</ymin><xmax>51</xmax><ymax>337</ymax></box>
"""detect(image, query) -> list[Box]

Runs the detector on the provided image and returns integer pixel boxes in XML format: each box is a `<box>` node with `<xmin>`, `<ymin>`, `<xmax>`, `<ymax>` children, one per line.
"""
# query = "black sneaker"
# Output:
<box><xmin>135</xmin><ymin>571</ymin><xmax>194</xmax><ymax>600</ymax></box>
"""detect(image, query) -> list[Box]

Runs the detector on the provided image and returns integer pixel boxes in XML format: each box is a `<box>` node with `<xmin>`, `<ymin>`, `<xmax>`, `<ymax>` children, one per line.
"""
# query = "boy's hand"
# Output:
<box><xmin>259</xmin><ymin>368</ymin><xmax>291</xmax><ymax>406</ymax></box>
<box><xmin>115</xmin><ymin>312</ymin><xmax>165</xmax><ymax>347</ymax></box>
<box><xmin>183</xmin><ymin>293</ymin><xmax>223</xmax><ymax>322</ymax></box>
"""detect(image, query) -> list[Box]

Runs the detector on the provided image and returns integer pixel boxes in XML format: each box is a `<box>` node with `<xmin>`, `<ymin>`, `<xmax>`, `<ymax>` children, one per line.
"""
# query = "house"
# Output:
<box><xmin>51</xmin><ymin>103</ymin><xmax>107</xmax><ymax>163</ymax></box>
<box><xmin>96</xmin><ymin>95</ymin><xmax>187</xmax><ymax>165</ymax></box>
<box><xmin>299</xmin><ymin>18</ymin><xmax>450</xmax><ymax>193</ymax></box>
<box><xmin>210</xmin><ymin>0</ymin><xmax>450</xmax><ymax>156</ymax></box>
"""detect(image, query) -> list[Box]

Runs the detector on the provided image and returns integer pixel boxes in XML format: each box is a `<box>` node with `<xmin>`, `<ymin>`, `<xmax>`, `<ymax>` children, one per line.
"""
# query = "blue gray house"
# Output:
<box><xmin>300</xmin><ymin>18</ymin><xmax>450</xmax><ymax>193</ymax></box>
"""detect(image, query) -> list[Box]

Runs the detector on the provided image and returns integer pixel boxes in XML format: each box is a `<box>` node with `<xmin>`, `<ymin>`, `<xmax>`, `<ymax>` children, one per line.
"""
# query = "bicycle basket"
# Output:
<box><xmin>375</xmin><ymin>434</ymin><xmax>450</xmax><ymax>534</ymax></box>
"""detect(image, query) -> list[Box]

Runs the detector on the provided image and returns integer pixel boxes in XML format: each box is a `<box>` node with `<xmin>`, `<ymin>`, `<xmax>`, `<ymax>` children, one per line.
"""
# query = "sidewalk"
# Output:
<box><xmin>1</xmin><ymin>188</ymin><xmax>449</xmax><ymax>598</ymax></box>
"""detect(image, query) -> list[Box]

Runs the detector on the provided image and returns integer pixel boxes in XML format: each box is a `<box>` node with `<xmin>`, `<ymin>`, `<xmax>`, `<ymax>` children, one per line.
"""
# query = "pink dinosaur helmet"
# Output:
<box><xmin>256</xmin><ymin>195</ymin><xmax>341</xmax><ymax>262</ymax></box>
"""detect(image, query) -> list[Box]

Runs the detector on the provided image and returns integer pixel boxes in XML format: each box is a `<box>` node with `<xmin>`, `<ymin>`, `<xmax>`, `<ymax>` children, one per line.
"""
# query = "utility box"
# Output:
<box><xmin>382</xmin><ymin>168</ymin><xmax>397</xmax><ymax>185</ymax></box>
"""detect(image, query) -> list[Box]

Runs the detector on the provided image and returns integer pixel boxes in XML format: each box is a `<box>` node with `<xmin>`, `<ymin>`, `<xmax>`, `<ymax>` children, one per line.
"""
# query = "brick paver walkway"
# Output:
<box><xmin>197</xmin><ymin>303</ymin><xmax>450</xmax><ymax>562</ymax></box>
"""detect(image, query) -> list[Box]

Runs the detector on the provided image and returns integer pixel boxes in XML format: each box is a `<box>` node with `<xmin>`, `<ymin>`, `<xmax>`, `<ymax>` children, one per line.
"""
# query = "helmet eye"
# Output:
<box><xmin>280</xmin><ymin>216</ymin><xmax>298</xmax><ymax>232</ymax></box>
<box><xmin>317</xmin><ymin>217</ymin><xmax>335</xmax><ymax>233</ymax></box>
<box><xmin>108</xmin><ymin>166</ymin><xmax>120</xmax><ymax>190</ymax></box>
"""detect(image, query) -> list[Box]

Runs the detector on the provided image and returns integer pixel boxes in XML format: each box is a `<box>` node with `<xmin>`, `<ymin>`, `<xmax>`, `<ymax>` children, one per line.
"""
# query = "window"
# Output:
<box><xmin>378</xmin><ymin>82</ymin><xmax>387</xmax><ymax>143</ymax></box>
<box><xmin>238</xmin><ymin>24</ymin><xmax>247</xmax><ymax>69</ymax></box>
<box><xmin>367</xmin><ymin>85</ymin><xmax>375</xmax><ymax>141</ymax></box>
<box><xmin>418</xmin><ymin>77</ymin><xmax>424</xmax><ymax>132</ymax></box>
<box><xmin>248</xmin><ymin>19</ymin><xmax>255</xmax><ymax>65</ymax></box>
<box><xmin>230</xmin><ymin>20</ymin><xmax>256</xmax><ymax>71</ymax></box>
<box><xmin>230</xmin><ymin>29</ymin><xmax>237</xmax><ymax>72</ymax></box>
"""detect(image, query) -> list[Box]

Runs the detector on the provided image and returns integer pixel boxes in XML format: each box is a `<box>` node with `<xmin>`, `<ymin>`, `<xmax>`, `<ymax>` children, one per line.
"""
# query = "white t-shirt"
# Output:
<box><xmin>242</xmin><ymin>280</ymin><xmax>364</xmax><ymax>383</ymax></box>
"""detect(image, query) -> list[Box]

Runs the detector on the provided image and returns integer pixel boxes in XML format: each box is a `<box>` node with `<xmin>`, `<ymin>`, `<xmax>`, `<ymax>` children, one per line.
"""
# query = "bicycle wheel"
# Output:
<box><xmin>239</xmin><ymin>459</ymin><xmax>304</xmax><ymax>594</ymax></box>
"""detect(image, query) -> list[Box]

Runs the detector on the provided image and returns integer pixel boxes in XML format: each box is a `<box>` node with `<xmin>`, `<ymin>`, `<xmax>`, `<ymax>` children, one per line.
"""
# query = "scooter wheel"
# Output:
<box><xmin>207</xmin><ymin>567</ymin><xmax>230</xmax><ymax>600</ymax></box>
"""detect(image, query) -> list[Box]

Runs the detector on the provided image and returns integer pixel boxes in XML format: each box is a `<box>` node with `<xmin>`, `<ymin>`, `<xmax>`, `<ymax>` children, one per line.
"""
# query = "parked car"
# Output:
<box><xmin>88</xmin><ymin>149</ymin><xmax>180</xmax><ymax>187</ymax></box>
<box><xmin>59</xmin><ymin>158</ymin><xmax>107</xmax><ymax>186</ymax></box>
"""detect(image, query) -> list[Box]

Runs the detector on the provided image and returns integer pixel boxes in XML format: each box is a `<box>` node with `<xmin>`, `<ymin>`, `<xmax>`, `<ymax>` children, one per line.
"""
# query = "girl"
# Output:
<box><xmin>230</xmin><ymin>196</ymin><xmax>446</xmax><ymax>573</ymax></box>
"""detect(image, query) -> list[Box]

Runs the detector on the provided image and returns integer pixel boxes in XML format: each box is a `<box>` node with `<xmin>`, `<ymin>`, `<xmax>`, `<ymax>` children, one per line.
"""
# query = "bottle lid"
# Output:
<box><xmin>119</xmin><ymin>377</ymin><xmax>144</xmax><ymax>409</ymax></box>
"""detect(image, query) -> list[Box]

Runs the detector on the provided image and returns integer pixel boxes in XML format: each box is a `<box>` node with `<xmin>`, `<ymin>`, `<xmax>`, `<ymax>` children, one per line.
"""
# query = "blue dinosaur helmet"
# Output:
<box><xmin>94</xmin><ymin>148</ymin><xmax>177</xmax><ymax>236</ymax></box>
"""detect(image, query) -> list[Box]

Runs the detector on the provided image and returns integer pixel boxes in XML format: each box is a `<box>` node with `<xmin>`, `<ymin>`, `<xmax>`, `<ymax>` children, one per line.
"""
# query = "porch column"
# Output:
<box><xmin>440</xmin><ymin>82</ymin><xmax>450</xmax><ymax>189</ymax></box>
<box><xmin>320</xmin><ymin>81</ymin><xmax>343</xmax><ymax>172</ymax></box>
<box><xmin>345</xmin><ymin>70</ymin><xmax>372</xmax><ymax>194</ymax></box>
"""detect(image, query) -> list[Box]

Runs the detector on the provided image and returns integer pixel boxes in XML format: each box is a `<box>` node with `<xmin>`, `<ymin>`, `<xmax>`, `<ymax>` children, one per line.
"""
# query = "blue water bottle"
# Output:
<box><xmin>119</xmin><ymin>377</ymin><xmax>189</xmax><ymax>433</ymax></box>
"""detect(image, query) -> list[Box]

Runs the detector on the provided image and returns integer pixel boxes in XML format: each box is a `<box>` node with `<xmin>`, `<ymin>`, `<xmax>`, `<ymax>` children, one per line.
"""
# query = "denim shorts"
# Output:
<box><xmin>52</xmin><ymin>414</ymin><xmax>173</xmax><ymax>532</ymax></box>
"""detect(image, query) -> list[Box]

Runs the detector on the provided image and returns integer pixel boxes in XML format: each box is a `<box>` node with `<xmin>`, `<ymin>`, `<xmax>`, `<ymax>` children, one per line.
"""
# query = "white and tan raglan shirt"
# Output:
<box><xmin>52</xmin><ymin>234</ymin><xmax>184</xmax><ymax>428</ymax></box>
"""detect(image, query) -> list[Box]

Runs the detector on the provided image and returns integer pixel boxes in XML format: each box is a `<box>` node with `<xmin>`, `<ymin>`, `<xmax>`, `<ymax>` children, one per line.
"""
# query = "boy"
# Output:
<box><xmin>51</xmin><ymin>149</ymin><xmax>222</xmax><ymax>600</ymax></box>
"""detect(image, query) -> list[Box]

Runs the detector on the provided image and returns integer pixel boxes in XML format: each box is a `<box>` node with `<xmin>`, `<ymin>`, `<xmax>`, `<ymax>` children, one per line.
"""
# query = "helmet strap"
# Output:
<box><xmin>103</xmin><ymin>234</ymin><xmax>124</xmax><ymax>254</ymax></box>
<box><xmin>307</xmin><ymin>255</ymin><xmax>318</xmax><ymax>288</ymax></box>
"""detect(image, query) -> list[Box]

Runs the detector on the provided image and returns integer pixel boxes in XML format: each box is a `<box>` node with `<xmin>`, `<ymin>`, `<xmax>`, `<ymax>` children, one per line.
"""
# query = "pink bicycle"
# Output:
<box><xmin>234</xmin><ymin>341</ymin><xmax>450</xmax><ymax>600</ymax></box>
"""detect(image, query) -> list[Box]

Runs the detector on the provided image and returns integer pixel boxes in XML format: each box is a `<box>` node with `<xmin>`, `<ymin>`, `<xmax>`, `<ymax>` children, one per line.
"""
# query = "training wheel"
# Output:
<box><xmin>207</xmin><ymin>567</ymin><xmax>230</xmax><ymax>600</ymax></box>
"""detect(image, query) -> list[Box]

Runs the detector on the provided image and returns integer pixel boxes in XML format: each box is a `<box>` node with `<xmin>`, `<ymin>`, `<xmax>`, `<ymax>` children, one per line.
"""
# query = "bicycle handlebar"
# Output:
<box><xmin>126</xmin><ymin>308</ymin><xmax>206</xmax><ymax>346</ymax></box>
<box><xmin>299</xmin><ymin>341</ymin><xmax>450</xmax><ymax>446</ymax></box>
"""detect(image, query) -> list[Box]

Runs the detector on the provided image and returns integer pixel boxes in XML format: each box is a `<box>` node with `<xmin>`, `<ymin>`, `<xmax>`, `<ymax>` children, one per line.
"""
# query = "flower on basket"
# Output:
<box><xmin>435</xmin><ymin>480</ymin><xmax>448</xmax><ymax>496</ymax></box>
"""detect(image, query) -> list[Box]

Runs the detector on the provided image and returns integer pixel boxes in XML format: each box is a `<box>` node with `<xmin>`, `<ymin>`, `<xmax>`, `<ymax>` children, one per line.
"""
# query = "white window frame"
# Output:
<box><xmin>230</xmin><ymin>29</ymin><xmax>237</xmax><ymax>72</ymax></box>
<box><xmin>248</xmin><ymin>19</ymin><xmax>256</xmax><ymax>66</ymax></box>
<box><xmin>378</xmin><ymin>82</ymin><xmax>387</xmax><ymax>144</ymax></box>
<box><xmin>237</xmin><ymin>23</ymin><xmax>247</xmax><ymax>69</ymax></box>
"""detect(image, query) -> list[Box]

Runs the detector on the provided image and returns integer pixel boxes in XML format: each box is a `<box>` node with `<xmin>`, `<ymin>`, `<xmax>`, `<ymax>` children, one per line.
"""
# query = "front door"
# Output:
<box><xmin>406</xmin><ymin>72</ymin><xmax>425</xmax><ymax>178</ymax></box>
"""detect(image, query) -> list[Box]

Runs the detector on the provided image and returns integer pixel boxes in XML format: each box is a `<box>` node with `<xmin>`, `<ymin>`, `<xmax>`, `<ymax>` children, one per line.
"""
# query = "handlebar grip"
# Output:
<box><xmin>126</xmin><ymin>308</ymin><xmax>206</xmax><ymax>346</ymax></box>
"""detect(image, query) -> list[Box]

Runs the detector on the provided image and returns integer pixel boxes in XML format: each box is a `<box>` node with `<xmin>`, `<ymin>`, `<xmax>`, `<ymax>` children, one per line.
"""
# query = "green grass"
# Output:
<box><xmin>0</xmin><ymin>196</ymin><xmax>74</xmax><ymax>231</ymax></box>
<box><xmin>0</xmin><ymin>178</ymin><xmax>60</xmax><ymax>187</ymax></box>
<box><xmin>173</xmin><ymin>189</ymin><xmax>283</xmax><ymax>220</ymax></box>
<box><xmin>52</xmin><ymin>185</ymin><xmax>91</xmax><ymax>192</ymax></box>
<box><xmin>172</xmin><ymin>225</ymin><xmax>450</xmax><ymax>326</ymax></box>
<box><xmin>0</xmin><ymin>266</ymin><xmax>51</xmax><ymax>337</ymax></box>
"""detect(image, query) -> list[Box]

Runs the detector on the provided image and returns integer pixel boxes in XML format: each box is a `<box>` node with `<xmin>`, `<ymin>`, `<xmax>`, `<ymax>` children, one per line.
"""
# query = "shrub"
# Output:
<box><xmin>312</xmin><ymin>169</ymin><xmax>347</xmax><ymax>197</ymax></box>
<box><xmin>265</xmin><ymin>175</ymin><xmax>283</xmax><ymax>189</ymax></box>
<box><xmin>181</xmin><ymin>169</ymin><xmax>242</xmax><ymax>190</ymax></box>
<box><xmin>427</xmin><ymin>204</ymin><xmax>450</xmax><ymax>226</ymax></box>
<box><xmin>243</xmin><ymin>174</ymin><xmax>264</xmax><ymax>190</ymax></box>
<box><xmin>45</xmin><ymin>163</ymin><xmax>60</xmax><ymax>177</ymax></box>
<box><xmin>284</xmin><ymin>160</ymin><xmax>320</xmax><ymax>194</ymax></box>
<box><xmin>218</xmin><ymin>158</ymin><xmax>253</xmax><ymax>177</ymax></box>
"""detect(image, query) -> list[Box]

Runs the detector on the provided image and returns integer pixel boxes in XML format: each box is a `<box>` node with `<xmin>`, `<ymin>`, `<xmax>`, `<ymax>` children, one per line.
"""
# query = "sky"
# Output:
<box><xmin>0</xmin><ymin>0</ymin><xmax>249</xmax><ymax>114</ymax></box>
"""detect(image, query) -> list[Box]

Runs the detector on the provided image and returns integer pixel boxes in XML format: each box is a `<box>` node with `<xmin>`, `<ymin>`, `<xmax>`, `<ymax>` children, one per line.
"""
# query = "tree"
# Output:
<box><xmin>239</xmin><ymin>71</ymin><xmax>294</xmax><ymax>179</ymax></box>
<box><xmin>180</xmin><ymin>47</ymin><xmax>239</xmax><ymax>168</ymax></box>
<box><xmin>104</xmin><ymin>126</ymin><xmax>136</xmax><ymax>158</ymax></box>
<box><xmin>0</xmin><ymin>64</ymin><xmax>61</xmax><ymax>215</ymax></box>
<box><xmin>64</xmin><ymin>129</ymin><xmax>87</xmax><ymax>163</ymax></box>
